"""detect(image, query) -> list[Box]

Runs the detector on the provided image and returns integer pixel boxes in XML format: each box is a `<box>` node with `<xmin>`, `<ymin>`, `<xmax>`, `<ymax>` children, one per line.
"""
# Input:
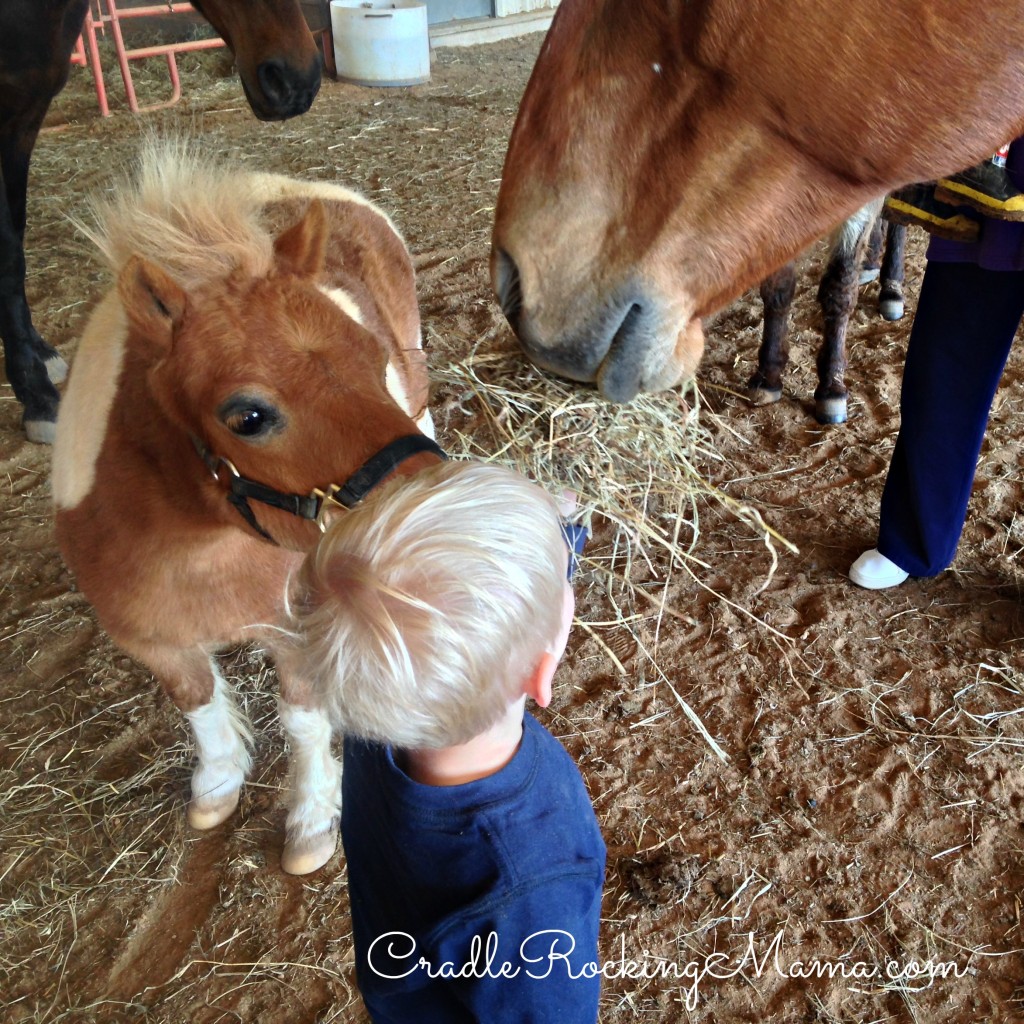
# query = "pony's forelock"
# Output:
<box><xmin>78</xmin><ymin>139</ymin><xmax>274</xmax><ymax>291</ymax></box>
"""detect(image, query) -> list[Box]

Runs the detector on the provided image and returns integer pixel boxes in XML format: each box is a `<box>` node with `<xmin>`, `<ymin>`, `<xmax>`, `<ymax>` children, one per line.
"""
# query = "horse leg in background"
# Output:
<box><xmin>748</xmin><ymin>261</ymin><xmax>797</xmax><ymax>405</ymax></box>
<box><xmin>2</xmin><ymin>122</ymin><xmax>70</xmax><ymax>383</ymax></box>
<box><xmin>0</xmin><ymin>121</ymin><xmax>68</xmax><ymax>443</ymax></box>
<box><xmin>812</xmin><ymin>202</ymin><xmax>880</xmax><ymax>424</ymax></box>
<box><xmin>132</xmin><ymin>643</ymin><xmax>253</xmax><ymax>829</ymax></box>
<box><xmin>0</xmin><ymin>0</ymin><xmax>86</xmax><ymax>442</ymax></box>
<box><xmin>272</xmin><ymin>649</ymin><xmax>341</xmax><ymax>875</ymax></box>
<box><xmin>878</xmin><ymin>220</ymin><xmax>907</xmax><ymax>322</ymax></box>
<box><xmin>860</xmin><ymin>215</ymin><xmax>885</xmax><ymax>285</ymax></box>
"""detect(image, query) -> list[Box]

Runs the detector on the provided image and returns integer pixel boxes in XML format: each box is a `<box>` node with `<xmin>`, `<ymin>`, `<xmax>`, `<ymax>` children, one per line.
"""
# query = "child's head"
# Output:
<box><xmin>293</xmin><ymin>460</ymin><xmax>573</xmax><ymax>749</ymax></box>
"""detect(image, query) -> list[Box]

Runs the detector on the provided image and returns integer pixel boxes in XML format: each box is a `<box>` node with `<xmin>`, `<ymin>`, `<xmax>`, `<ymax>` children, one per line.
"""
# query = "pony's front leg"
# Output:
<box><xmin>136</xmin><ymin>645</ymin><xmax>253</xmax><ymax>829</ymax></box>
<box><xmin>274</xmin><ymin>658</ymin><xmax>341</xmax><ymax>875</ymax></box>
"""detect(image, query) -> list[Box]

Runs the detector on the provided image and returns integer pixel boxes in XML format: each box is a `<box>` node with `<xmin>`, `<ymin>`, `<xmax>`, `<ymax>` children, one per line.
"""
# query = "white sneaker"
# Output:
<box><xmin>849</xmin><ymin>549</ymin><xmax>909</xmax><ymax>590</ymax></box>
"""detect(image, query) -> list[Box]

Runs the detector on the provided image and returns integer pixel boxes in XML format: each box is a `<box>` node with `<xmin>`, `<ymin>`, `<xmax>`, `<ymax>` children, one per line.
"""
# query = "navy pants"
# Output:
<box><xmin>877</xmin><ymin>260</ymin><xmax>1024</xmax><ymax>577</ymax></box>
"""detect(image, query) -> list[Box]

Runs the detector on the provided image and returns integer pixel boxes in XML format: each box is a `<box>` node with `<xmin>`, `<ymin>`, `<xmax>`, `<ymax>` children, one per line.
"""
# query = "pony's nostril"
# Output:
<box><xmin>493</xmin><ymin>249</ymin><xmax>523</xmax><ymax>332</ymax></box>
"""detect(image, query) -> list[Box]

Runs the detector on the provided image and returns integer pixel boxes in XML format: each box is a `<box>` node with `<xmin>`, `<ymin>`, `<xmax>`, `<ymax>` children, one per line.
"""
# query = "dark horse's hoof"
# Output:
<box><xmin>879</xmin><ymin>293</ymin><xmax>905</xmax><ymax>322</ymax></box>
<box><xmin>747</xmin><ymin>375</ymin><xmax>783</xmax><ymax>407</ymax></box>
<box><xmin>24</xmin><ymin>414</ymin><xmax>57</xmax><ymax>444</ymax></box>
<box><xmin>814</xmin><ymin>396</ymin><xmax>848</xmax><ymax>424</ymax></box>
<box><xmin>20</xmin><ymin>341</ymin><xmax>65</xmax><ymax>443</ymax></box>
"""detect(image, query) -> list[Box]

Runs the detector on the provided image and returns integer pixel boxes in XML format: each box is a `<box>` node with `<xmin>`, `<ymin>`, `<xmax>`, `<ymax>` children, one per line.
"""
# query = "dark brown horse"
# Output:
<box><xmin>1</xmin><ymin>0</ymin><xmax>320</xmax><ymax>443</ymax></box>
<box><xmin>492</xmin><ymin>0</ymin><xmax>1024</xmax><ymax>402</ymax></box>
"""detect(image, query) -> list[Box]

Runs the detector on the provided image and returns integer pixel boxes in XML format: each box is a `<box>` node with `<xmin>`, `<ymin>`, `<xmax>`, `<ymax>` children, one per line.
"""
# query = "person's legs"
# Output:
<box><xmin>873</xmin><ymin>261</ymin><xmax>1024</xmax><ymax>579</ymax></box>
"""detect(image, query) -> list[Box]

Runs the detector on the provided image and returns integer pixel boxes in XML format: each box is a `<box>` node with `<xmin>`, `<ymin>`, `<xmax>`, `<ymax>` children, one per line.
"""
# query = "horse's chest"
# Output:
<box><xmin>58</xmin><ymin>506</ymin><xmax>299</xmax><ymax>648</ymax></box>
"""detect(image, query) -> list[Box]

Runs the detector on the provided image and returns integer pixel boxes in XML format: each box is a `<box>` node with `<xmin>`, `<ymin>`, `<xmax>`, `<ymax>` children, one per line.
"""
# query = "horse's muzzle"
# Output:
<box><xmin>247</xmin><ymin>57</ymin><xmax>321</xmax><ymax>121</ymax></box>
<box><xmin>493</xmin><ymin>249</ymin><xmax>666</xmax><ymax>403</ymax></box>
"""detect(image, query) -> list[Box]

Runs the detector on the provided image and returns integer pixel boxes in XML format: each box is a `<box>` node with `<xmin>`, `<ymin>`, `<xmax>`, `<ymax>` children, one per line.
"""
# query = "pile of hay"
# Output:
<box><xmin>429</xmin><ymin>330</ymin><xmax>795</xmax><ymax>761</ymax></box>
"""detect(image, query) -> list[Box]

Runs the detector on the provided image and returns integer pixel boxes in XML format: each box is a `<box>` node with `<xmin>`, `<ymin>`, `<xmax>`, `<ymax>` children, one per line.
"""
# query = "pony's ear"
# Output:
<box><xmin>118</xmin><ymin>256</ymin><xmax>187</xmax><ymax>354</ymax></box>
<box><xmin>274</xmin><ymin>199</ymin><xmax>327</xmax><ymax>278</ymax></box>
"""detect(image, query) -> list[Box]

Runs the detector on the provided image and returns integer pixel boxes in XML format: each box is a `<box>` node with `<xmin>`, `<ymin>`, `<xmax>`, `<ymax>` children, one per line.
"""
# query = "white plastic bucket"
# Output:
<box><xmin>331</xmin><ymin>1</ymin><xmax>431</xmax><ymax>87</ymax></box>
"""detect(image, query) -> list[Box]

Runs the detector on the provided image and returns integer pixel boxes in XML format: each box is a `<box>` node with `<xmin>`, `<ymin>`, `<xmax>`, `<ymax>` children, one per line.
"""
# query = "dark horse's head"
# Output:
<box><xmin>190</xmin><ymin>0</ymin><xmax>321</xmax><ymax>120</ymax></box>
<box><xmin>492</xmin><ymin>0</ymin><xmax>1024</xmax><ymax>403</ymax></box>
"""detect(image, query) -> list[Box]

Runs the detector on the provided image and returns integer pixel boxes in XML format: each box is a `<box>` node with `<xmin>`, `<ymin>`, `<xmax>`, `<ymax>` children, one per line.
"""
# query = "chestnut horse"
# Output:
<box><xmin>2</xmin><ymin>0</ymin><xmax>321</xmax><ymax>444</ymax></box>
<box><xmin>492</xmin><ymin>0</ymin><xmax>1024</xmax><ymax>402</ymax></box>
<box><xmin>53</xmin><ymin>144</ymin><xmax>439</xmax><ymax>875</ymax></box>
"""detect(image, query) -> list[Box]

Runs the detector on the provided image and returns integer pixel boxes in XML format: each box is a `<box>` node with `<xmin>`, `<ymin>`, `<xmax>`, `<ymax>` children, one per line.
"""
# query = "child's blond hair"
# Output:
<box><xmin>293</xmin><ymin>460</ymin><xmax>568</xmax><ymax>749</ymax></box>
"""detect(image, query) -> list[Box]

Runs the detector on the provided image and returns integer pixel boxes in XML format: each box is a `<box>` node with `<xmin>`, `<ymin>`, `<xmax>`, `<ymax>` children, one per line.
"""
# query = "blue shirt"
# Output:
<box><xmin>342</xmin><ymin>712</ymin><xmax>607</xmax><ymax>1023</ymax></box>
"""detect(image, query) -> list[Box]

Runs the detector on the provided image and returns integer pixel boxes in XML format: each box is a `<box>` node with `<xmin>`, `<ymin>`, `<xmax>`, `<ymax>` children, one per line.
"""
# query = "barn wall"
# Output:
<box><xmin>493</xmin><ymin>0</ymin><xmax>560</xmax><ymax>15</ymax></box>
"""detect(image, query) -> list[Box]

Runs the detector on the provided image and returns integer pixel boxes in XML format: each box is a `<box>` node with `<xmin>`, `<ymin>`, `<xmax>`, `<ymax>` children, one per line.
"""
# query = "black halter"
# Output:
<box><xmin>193</xmin><ymin>433</ymin><xmax>447</xmax><ymax>543</ymax></box>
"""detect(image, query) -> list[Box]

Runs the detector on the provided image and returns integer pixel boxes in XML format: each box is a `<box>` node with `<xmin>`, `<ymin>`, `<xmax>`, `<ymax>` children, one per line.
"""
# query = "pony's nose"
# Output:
<box><xmin>492</xmin><ymin>248</ymin><xmax>523</xmax><ymax>335</ymax></box>
<box><xmin>256</xmin><ymin>59</ymin><xmax>318</xmax><ymax>118</ymax></box>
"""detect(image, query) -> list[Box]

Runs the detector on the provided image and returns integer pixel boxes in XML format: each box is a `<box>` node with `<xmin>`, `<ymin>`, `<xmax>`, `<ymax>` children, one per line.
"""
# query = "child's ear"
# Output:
<box><xmin>524</xmin><ymin>652</ymin><xmax>557</xmax><ymax>709</ymax></box>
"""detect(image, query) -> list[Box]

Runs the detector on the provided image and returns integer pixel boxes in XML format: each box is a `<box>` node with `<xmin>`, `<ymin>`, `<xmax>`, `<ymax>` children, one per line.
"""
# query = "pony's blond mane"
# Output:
<box><xmin>79</xmin><ymin>140</ymin><xmax>274</xmax><ymax>291</ymax></box>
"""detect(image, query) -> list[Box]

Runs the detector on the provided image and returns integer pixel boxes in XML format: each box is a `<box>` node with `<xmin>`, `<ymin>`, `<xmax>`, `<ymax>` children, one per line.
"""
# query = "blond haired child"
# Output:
<box><xmin>295</xmin><ymin>460</ymin><xmax>605</xmax><ymax>1023</ymax></box>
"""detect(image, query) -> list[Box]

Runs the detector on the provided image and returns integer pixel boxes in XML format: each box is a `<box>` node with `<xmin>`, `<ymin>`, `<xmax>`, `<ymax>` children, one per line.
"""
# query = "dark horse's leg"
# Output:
<box><xmin>812</xmin><ymin>202</ymin><xmax>881</xmax><ymax>424</ymax></box>
<box><xmin>750</xmin><ymin>202</ymin><xmax>894</xmax><ymax>424</ymax></box>
<box><xmin>878</xmin><ymin>219</ymin><xmax>907</xmax><ymax>322</ymax></box>
<box><xmin>2</xmin><ymin>119</ymin><xmax>69</xmax><ymax>384</ymax></box>
<box><xmin>1</xmin><ymin>119</ymin><xmax>70</xmax><ymax>443</ymax></box>
<box><xmin>861</xmin><ymin>215</ymin><xmax>884</xmax><ymax>284</ymax></box>
<box><xmin>748</xmin><ymin>261</ymin><xmax>797</xmax><ymax>405</ymax></box>
<box><xmin>0</xmin><ymin>0</ymin><xmax>87</xmax><ymax>443</ymax></box>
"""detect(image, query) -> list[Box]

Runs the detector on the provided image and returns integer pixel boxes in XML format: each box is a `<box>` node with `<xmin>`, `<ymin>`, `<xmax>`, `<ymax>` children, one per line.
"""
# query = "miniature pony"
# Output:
<box><xmin>53</xmin><ymin>142</ymin><xmax>440</xmax><ymax>874</ymax></box>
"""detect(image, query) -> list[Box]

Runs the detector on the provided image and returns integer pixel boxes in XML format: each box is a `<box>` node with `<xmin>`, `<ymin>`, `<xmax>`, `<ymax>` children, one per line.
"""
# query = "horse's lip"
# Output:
<box><xmin>515</xmin><ymin>290</ymin><xmax>644</xmax><ymax>390</ymax></box>
<box><xmin>594</xmin><ymin>302</ymin><xmax>648</xmax><ymax>403</ymax></box>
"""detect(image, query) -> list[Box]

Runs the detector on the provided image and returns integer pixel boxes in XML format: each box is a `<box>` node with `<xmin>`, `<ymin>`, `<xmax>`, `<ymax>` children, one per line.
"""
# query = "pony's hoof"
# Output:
<box><xmin>187</xmin><ymin>788</ymin><xmax>241</xmax><ymax>830</ymax></box>
<box><xmin>281</xmin><ymin>825</ymin><xmax>339</xmax><ymax>875</ymax></box>
<box><xmin>23</xmin><ymin>418</ymin><xmax>56</xmax><ymax>445</ymax></box>
<box><xmin>45</xmin><ymin>353</ymin><xmax>69</xmax><ymax>385</ymax></box>
<box><xmin>747</xmin><ymin>385</ymin><xmax>782</xmax><ymax>407</ymax></box>
<box><xmin>879</xmin><ymin>296</ymin><xmax>904</xmax><ymax>321</ymax></box>
<box><xmin>858</xmin><ymin>267</ymin><xmax>880</xmax><ymax>285</ymax></box>
<box><xmin>814</xmin><ymin>397</ymin><xmax>848</xmax><ymax>424</ymax></box>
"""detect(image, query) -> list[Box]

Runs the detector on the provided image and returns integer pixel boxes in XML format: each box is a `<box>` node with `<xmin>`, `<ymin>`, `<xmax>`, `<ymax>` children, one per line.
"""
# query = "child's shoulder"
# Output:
<box><xmin>522</xmin><ymin>713</ymin><xmax>601</xmax><ymax>821</ymax></box>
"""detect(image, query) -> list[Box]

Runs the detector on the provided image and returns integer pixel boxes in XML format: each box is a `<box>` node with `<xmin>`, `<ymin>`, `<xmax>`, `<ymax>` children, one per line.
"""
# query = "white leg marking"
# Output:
<box><xmin>185</xmin><ymin>668</ymin><xmax>253</xmax><ymax>828</ymax></box>
<box><xmin>278</xmin><ymin>700</ymin><xmax>341</xmax><ymax>874</ymax></box>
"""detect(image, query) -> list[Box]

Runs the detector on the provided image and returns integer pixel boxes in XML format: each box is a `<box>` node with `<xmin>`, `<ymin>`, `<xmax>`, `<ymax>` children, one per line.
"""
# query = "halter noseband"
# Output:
<box><xmin>193</xmin><ymin>433</ymin><xmax>447</xmax><ymax>542</ymax></box>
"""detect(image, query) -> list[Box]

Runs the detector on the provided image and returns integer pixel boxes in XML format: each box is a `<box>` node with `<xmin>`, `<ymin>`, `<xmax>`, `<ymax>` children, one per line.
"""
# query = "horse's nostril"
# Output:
<box><xmin>257</xmin><ymin>59</ymin><xmax>291</xmax><ymax>105</ymax></box>
<box><xmin>493</xmin><ymin>249</ymin><xmax>523</xmax><ymax>332</ymax></box>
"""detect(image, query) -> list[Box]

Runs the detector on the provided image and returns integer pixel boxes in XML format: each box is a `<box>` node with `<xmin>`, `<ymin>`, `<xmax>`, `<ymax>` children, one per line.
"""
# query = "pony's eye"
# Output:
<box><xmin>228</xmin><ymin>409</ymin><xmax>266</xmax><ymax>436</ymax></box>
<box><xmin>219</xmin><ymin>396</ymin><xmax>283</xmax><ymax>440</ymax></box>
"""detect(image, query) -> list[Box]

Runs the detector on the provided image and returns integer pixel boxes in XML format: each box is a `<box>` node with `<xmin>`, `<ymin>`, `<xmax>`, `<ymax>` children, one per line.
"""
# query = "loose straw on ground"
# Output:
<box><xmin>430</xmin><ymin>331</ymin><xmax>795</xmax><ymax>762</ymax></box>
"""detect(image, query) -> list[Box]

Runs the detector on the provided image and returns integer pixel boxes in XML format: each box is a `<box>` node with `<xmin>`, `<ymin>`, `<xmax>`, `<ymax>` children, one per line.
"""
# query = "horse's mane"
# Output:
<box><xmin>79</xmin><ymin>139</ymin><xmax>275</xmax><ymax>291</ymax></box>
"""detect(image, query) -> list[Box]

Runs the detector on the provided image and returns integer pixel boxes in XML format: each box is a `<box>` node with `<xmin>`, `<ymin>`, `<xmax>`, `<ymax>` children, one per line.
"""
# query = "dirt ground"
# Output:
<box><xmin>3</xmin><ymin>33</ymin><xmax>1024</xmax><ymax>1024</ymax></box>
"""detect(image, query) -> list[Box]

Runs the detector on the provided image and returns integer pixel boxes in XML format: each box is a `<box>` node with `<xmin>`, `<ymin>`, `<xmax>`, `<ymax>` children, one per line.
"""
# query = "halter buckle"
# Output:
<box><xmin>311</xmin><ymin>483</ymin><xmax>345</xmax><ymax>532</ymax></box>
<box><xmin>210</xmin><ymin>455</ymin><xmax>241</xmax><ymax>483</ymax></box>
